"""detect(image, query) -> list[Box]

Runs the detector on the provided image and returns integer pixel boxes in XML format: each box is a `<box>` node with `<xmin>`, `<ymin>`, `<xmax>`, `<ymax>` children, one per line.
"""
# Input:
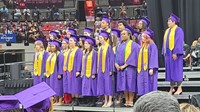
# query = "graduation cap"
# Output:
<box><xmin>62</xmin><ymin>37</ymin><xmax>69</xmax><ymax>43</ymax></box>
<box><xmin>0</xmin><ymin>95</ymin><xmax>19</xmax><ymax>111</ymax></box>
<box><xmin>67</xmin><ymin>28</ymin><xmax>77</xmax><ymax>35</ymax></box>
<box><xmin>99</xmin><ymin>30</ymin><xmax>110</xmax><ymax>39</ymax></box>
<box><xmin>84</xmin><ymin>28</ymin><xmax>93</xmax><ymax>34</ymax></box>
<box><xmin>85</xmin><ymin>36</ymin><xmax>96</xmax><ymax>46</ymax></box>
<box><xmin>15</xmin><ymin>82</ymin><xmax>56</xmax><ymax>111</ymax></box>
<box><xmin>50</xmin><ymin>39</ymin><xmax>62</xmax><ymax>47</ymax></box>
<box><xmin>169</xmin><ymin>13</ymin><xmax>180</xmax><ymax>23</ymax></box>
<box><xmin>125</xmin><ymin>25</ymin><xmax>135</xmax><ymax>36</ymax></box>
<box><xmin>144</xmin><ymin>28</ymin><xmax>154</xmax><ymax>39</ymax></box>
<box><xmin>79</xmin><ymin>35</ymin><xmax>87</xmax><ymax>41</ymax></box>
<box><xmin>140</xmin><ymin>17</ymin><xmax>150</xmax><ymax>27</ymax></box>
<box><xmin>111</xmin><ymin>28</ymin><xmax>121</xmax><ymax>38</ymax></box>
<box><xmin>70</xmin><ymin>35</ymin><xmax>79</xmax><ymax>42</ymax></box>
<box><xmin>102</xmin><ymin>15</ymin><xmax>110</xmax><ymax>23</ymax></box>
<box><xmin>49</xmin><ymin>30</ymin><xmax>59</xmax><ymax>36</ymax></box>
<box><xmin>35</xmin><ymin>38</ymin><xmax>46</xmax><ymax>45</ymax></box>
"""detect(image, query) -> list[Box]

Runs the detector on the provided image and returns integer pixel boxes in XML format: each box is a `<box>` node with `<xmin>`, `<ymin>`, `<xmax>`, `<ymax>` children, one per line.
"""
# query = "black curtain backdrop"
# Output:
<box><xmin>147</xmin><ymin>0</ymin><xmax>200</xmax><ymax>67</ymax></box>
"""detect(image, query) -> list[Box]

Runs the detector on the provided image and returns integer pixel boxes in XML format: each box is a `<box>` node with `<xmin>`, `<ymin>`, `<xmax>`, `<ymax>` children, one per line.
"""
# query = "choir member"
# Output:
<box><xmin>65</xmin><ymin>35</ymin><xmax>83</xmax><ymax>106</ymax></box>
<box><xmin>79</xmin><ymin>35</ymin><xmax>87</xmax><ymax>51</ymax></box>
<box><xmin>45</xmin><ymin>40</ymin><xmax>64</xmax><ymax>105</ymax></box>
<box><xmin>100</xmin><ymin>16</ymin><xmax>111</xmax><ymax>44</ymax></box>
<box><xmin>137</xmin><ymin>29</ymin><xmax>158</xmax><ymax>96</ymax></box>
<box><xmin>97</xmin><ymin>30</ymin><xmax>114</xmax><ymax>107</ymax></box>
<box><xmin>115</xmin><ymin>26</ymin><xmax>139</xmax><ymax>107</ymax></box>
<box><xmin>162</xmin><ymin>13</ymin><xmax>184</xmax><ymax>95</ymax></box>
<box><xmin>84</xmin><ymin>27</ymin><xmax>93</xmax><ymax>37</ymax></box>
<box><xmin>33</xmin><ymin>38</ymin><xmax>48</xmax><ymax>85</ymax></box>
<box><xmin>81</xmin><ymin>36</ymin><xmax>98</xmax><ymax>107</ymax></box>
<box><xmin>137</xmin><ymin>17</ymin><xmax>150</xmax><ymax>45</ymax></box>
<box><xmin>66</xmin><ymin>28</ymin><xmax>77</xmax><ymax>38</ymax></box>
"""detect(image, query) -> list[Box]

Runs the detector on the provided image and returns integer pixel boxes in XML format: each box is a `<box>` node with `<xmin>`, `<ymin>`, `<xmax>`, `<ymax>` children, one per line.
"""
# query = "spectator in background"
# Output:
<box><xmin>14</xmin><ymin>8</ymin><xmax>22</xmax><ymax>20</ymax></box>
<box><xmin>107</xmin><ymin>5</ymin><xmax>114</xmax><ymax>19</ymax></box>
<box><xmin>45</xmin><ymin>7</ymin><xmax>51</xmax><ymax>20</ymax></box>
<box><xmin>120</xmin><ymin>2</ymin><xmax>127</xmax><ymax>18</ymax></box>
<box><xmin>72</xmin><ymin>19</ymin><xmax>79</xmax><ymax>30</ymax></box>
<box><xmin>0</xmin><ymin>25</ymin><xmax>4</xmax><ymax>34</ymax></box>
<box><xmin>64</xmin><ymin>18</ymin><xmax>71</xmax><ymax>28</ymax></box>
<box><xmin>94</xmin><ymin>17</ymin><xmax>101</xmax><ymax>30</ymax></box>
<box><xmin>6</xmin><ymin>26</ymin><xmax>14</xmax><ymax>34</ymax></box>
<box><xmin>0</xmin><ymin>6</ymin><xmax>9</xmax><ymax>19</ymax></box>
<box><xmin>32</xmin><ymin>7</ymin><xmax>40</xmax><ymax>21</ymax></box>
<box><xmin>23</xmin><ymin>7</ymin><xmax>31</xmax><ymax>20</ymax></box>
<box><xmin>51</xmin><ymin>5</ymin><xmax>59</xmax><ymax>20</ymax></box>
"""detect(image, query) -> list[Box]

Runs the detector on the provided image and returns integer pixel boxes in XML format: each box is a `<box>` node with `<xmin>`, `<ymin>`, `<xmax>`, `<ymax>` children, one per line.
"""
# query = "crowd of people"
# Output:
<box><xmin>32</xmin><ymin>12</ymin><xmax>185</xmax><ymax>111</ymax></box>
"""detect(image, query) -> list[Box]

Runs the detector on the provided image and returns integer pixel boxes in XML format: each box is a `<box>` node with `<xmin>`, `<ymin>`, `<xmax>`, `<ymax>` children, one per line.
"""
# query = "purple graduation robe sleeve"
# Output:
<box><xmin>172</xmin><ymin>27</ymin><xmax>184</xmax><ymax>55</ymax></box>
<box><xmin>57</xmin><ymin>53</ymin><xmax>64</xmax><ymax>75</ymax></box>
<box><xmin>149</xmin><ymin>42</ymin><xmax>159</xmax><ymax>69</ymax></box>
<box><xmin>75</xmin><ymin>48</ymin><xmax>83</xmax><ymax>72</ymax></box>
<box><xmin>108</xmin><ymin>46</ymin><xmax>114</xmax><ymax>72</ymax></box>
<box><xmin>126</xmin><ymin>42</ymin><xmax>139</xmax><ymax>67</ymax></box>
<box><xmin>92</xmin><ymin>50</ymin><xmax>97</xmax><ymax>75</ymax></box>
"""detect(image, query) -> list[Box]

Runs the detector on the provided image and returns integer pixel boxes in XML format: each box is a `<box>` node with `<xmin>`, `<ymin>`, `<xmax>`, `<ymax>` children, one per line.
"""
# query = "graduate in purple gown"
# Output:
<box><xmin>115</xmin><ymin>27</ymin><xmax>139</xmax><ymax>107</ymax></box>
<box><xmin>62</xmin><ymin>37</ymin><xmax>73</xmax><ymax>104</ymax></box>
<box><xmin>84</xmin><ymin>27</ymin><xmax>93</xmax><ymax>37</ymax></box>
<box><xmin>33</xmin><ymin>38</ymin><xmax>48</xmax><ymax>85</ymax></box>
<box><xmin>66</xmin><ymin>28</ymin><xmax>77</xmax><ymax>38</ymax></box>
<box><xmin>81</xmin><ymin>36</ymin><xmax>97</xmax><ymax>107</ymax></box>
<box><xmin>46</xmin><ymin>40</ymin><xmax>64</xmax><ymax>105</ymax></box>
<box><xmin>137</xmin><ymin>17</ymin><xmax>150</xmax><ymax>45</ymax></box>
<box><xmin>137</xmin><ymin>29</ymin><xmax>158</xmax><ymax>96</ymax></box>
<box><xmin>65</xmin><ymin>35</ymin><xmax>83</xmax><ymax>106</ymax></box>
<box><xmin>97</xmin><ymin>30</ymin><xmax>114</xmax><ymax>107</ymax></box>
<box><xmin>79</xmin><ymin>35</ymin><xmax>86</xmax><ymax>51</ymax></box>
<box><xmin>162</xmin><ymin>13</ymin><xmax>184</xmax><ymax>95</ymax></box>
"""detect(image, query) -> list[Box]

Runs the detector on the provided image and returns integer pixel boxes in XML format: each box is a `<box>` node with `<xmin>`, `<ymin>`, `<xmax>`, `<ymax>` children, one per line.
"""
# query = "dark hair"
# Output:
<box><xmin>85</xmin><ymin>45</ymin><xmax>93</xmax><ymax>54</ymax></box>
<box><xmin>118</xmin><ymin>20</ymin><xmax>128</xmax><ymax>27</ymax></box>
<box><xmin>139</xmin><ymin>21</ymin><xmax>147</xmax><ymax>32</ymax></box>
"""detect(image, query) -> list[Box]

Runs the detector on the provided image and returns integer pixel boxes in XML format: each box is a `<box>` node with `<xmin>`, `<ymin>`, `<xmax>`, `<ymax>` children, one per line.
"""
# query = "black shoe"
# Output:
<box><xmin>69</xmin><ymin>98</ymin><xmax>75</xmax><ymax>106</ymax></box>
<box><xmin>88</xmin><ymin>102</ymin><xmax>96</xmax><ymax>107</ymax></box>
<box><xmin>73</xmin><ymin>98</ymin><xmax>79</xmax><ymax>106</ymax></box>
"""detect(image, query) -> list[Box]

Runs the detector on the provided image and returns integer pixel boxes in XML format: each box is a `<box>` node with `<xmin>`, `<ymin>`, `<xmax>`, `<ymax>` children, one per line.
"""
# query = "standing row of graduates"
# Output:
<box><xmin>33</xmin><ymin>13</ymin><xmax>184</xmax><ymax>108</ymax></box>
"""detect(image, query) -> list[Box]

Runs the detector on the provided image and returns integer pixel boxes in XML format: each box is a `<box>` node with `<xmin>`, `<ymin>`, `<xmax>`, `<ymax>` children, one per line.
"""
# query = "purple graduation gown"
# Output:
<box><xmin>49</xmin><ymin>53</ymin><xmax>64</xmax><ymax>97</ymax></box>
<box><xmin>33</xmin><ymin>51</ymin><xmax>49</xmax><ymax>85</ymax></box>
<box><xmin>26</xmin><ymin>98</ymin><xmax>50</xmax><ymax>112</ymax></box>
<box><xmin>66</xmin><ymin>48</ymin><xmax>83</xmax><ymax>95</ymax></box>
<box><xmin>162</xmin><ymin>26</ymin><xmax>184</xmax><ymax>82</ymax></box>
<box><xmin>116</xmin><ymin>41</ymin><xmax>139</xmax><ymax>92</ymax></box>
<box><xmin>97</xmin><ymin>45</ymin><xmax>114</xmax><ymax>96</ymax></box>
<box><xmin>82</xmin><ymin>50</ymin><xmax>97</xmax><ymax>96</ymax></box>
<box><xmin>137</xmin><ymin>42</ymin><xmax>158</xmax><ymax>96</ymax></box>
<box><xmin>62</xmin><ymin>51</ymin><xmax>69</xmax><ymax>94</ymax></box>
<box><xmin>137</xmin><ymin>34</ymin><xmax>142</xmax><ymax>45</ymax></box>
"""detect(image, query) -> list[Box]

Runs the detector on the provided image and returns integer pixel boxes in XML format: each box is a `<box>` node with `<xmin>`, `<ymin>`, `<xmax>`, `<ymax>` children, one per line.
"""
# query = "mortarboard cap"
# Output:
<box><xmin>125</xmin><ymin>25</ymin><xmax>135</xmax><ymax>36</ymax></box>
<box><xmin>50</xmin><ymin>31</ymin><xmax>59</xmax><ymax>36</ymax></box>
<box><xmin>67</xmin><ymin>28</ymin><xmax>77</xmax><ymax>35</ymax></box>
<box><xmin>35</xmin><ymin>38</ymin><xmax>46</xmax><ymax>45</ymax></box>
<box><xmin>70</xmin><ymin>35</ymin><xmax>79</xmax><ymax>42</ymax></box>
<box><xmin>50</xmin><ymin>39</ymin><xmax>62</xmax><ymax>47</ymax></box>
<box><xmin>0</xmin><ymin>95</ymin><xmax>19</xmax><ymax>111</ymax></box>
<box><xmin>99</xmin><ymin>30</ymin><xmax>110</xmax><ymax>39</ymax></box>
<box><xmin>79</xmin><ymin>35</ymin><xmax>87</xmax><ymax>41</ymax></box>
<box><xmin>85</xmin><ymin>36</ymin><xmax>96</xmax><ymax>46</ymax></box>
<box><xmin>144</xmin><ymin>28</ymin><xmax>154</xmax><ymax>39</ymax></box>
<box><xmin>15</xmin><ymin>82</ymin><xmax>56</xmax><ymax>110</ymax></box>
<box><xmin>140</xmin><ymin>17</ymin><xmax>150</xmax><ymax>27</ymax></box>
<box><xmin>111</xmin><ymin>28</ymin><xmax>121</xmax><ymax>38</ymax></box>
<box><xmin>102</xmin><ymin>15</ymin><xmax>110</xmax><ymax>23</ymax></box>
<box><xmin>169</xmin><ymin>13</ymin><xmax>180</xmax><ymax>23</ymax></box>
<box><xmin>62</xmin><ymin>37</ymin><xmax>69</xmax><ymax>43</ymax></box>
<box><xmin>84</xmin><ymin>28</ymin><xmax>93</xmax><ymax>34</ymax></box>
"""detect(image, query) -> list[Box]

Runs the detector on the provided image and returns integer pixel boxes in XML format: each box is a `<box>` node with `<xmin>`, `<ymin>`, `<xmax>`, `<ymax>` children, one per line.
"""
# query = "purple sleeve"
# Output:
<box><xmin>92</xmin><ymin>51</ymin><xmax>97</xmax><ymax>75</ymax></box>
<box><xmin>149</xmin><ymin>42</ymin><xmax>159</xmax><ymax>69</ymax></box>
<box><xmin>126</xmin><ymin>42</ymin><xmax>139</xmax><ymax>67</ymax></box>
<box><xmin>108</xmin><ymin>46</ymin><xmax>114</xmax><ymax>72</ymax></box>
<box><xmin>42</xmin><ymin>51</ymin><xmax>49</xmax><ymax>73</ymax></box>
<box><xmin>75</xmin><ymin>49</ymin><xmax>83</xmax><ymax>72</ymax></box>
<box><xmin>57</xmin><ymin>53</ymin><xmax>64</xmax><ymax>75</ymax></box>
<box><xmin>172</xmin><ymin>27</ymin><xmax>184</xmax><ymax>55</ymax></box>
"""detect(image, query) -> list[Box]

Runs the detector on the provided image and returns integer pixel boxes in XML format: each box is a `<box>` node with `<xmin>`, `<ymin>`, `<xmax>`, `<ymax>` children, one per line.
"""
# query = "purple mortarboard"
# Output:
<box><xmin>50</xmin><ymin>30</ymin><xmax>59</xmax><ymax>36</ymax></box>
<box><xmin>70</xmin><ymin>35</ymin><xmax>79</xmax><ymax>42</ymax></box>
<box><xmin>15</xmin><ymin>82</ymin><xmax>56</xmax><ymax>110</ymax></box>
<box><xmin>50</xmin><ymin>39</ymin><xmax>62</xmax><ymax>47</ymax></box>
<box><xmin>67</xmin><ymin>28</ymin><xmax>77</xmax><ymax>35</ymax></box>
<box><xmin>120</xmin><ymin>18</ymin><xmax>128</xmax><ymax>21</ymax></box>
<box><xmin>0</xmin><ymin>95</ymin><xmax>19</xmax><ymax>111</ymax></box>
<box><xmin>84</xmin><ymin>28</ymin><xmax>93</xmax><ymax>34</ymax></box>
<box><xmin>141</xmin><ymin>17</ymin><xmax>150</xmax><ymax>27</ymax></box>
<box><xmin>102</xmin><ymin>15</ymin><xmax>110</xmax><ymax>23</ymax></box>
<box><xmin>111</xmin><ymin>28</ymin><xmax>121</xmax><ymax>38</ymax></box>
<box><xmin>79</xmin><ymin>35</ymin><xmax>87</xmax><ymax>41</ymax></box>
<box><xmin>35</xmin><ymin>38</ymin><xmax>46</xmax><ymax>45</ymax></box>
<box><xmin>62</xmin><ymin>37</ymin><xmax>69</xmax><ymax>43</ymax></box>
<box><xmin>133</xmin><ymin>31</ymin><xmax>141</xmax><ymax>37</ymax></box>
<box><xmin>85</xmin><ymin>36</ymin><xmax>96</xmax><ymax>46</ymax></box>
<box><xmin>99</xmin><ymin>30</ymin><xmax>110</xmax><ymax>39</ymax></box>
<box><xmin>144</xmin><ymin>28</ymin><xmax>154</xmax><ymax>39</ymax></box>
<box><xmin>125</xmin><ymin>25</ymin><xmax>135</xmax><ymax>36</ymax></box>
<box><xmin>169</xmin><ymin>13</ymin><xmax>180</xmax><ymax>23</ymax></box>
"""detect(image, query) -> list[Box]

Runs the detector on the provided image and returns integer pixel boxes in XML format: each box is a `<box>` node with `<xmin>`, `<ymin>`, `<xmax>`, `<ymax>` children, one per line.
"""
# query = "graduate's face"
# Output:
<box><xmin>62</xmin><ymin>41</ymin><xmax>68</xmax><ymax>49</ymax></box>
<box><xmin>101</xmin><ymin>20</ymin><xmax>108</xmax><ymax>29</ymax></box>
<box><xmin>121</xmin><ymin>30</ymin><xmax>129</xmax><ymax>41</ymax></box>
<box><xmin>99</xmin><ymin>36</ymin><xmax>106</xmax><ymax>44</ymax></box>
<box><xmin>79</xmin><ymin>39</ymin><xmax>84</xmax><ymax>47</ymax></box>
<box><xmin>167</xmin><ymin>19</ymin><xmax>176</xmax><ymax>28</ymax></box>
<box><xmin>118</xmin><ymin>23</ymin><xmax>125</xmax><ymax>31</ymax></box>
<box><xmin>95</xmin><ymin>37</ymin><xmax>100</xmax><ymax>45</ymax></box>
<box><xmin>69</xmin><ymin>38</ymin><xmax>76</xmax><ymax>47</ymax></box>
<box><xmin>84</xmin><ymin>41</ymin><xmax>91</xmax><ymax>50</ymax></box>
<box><xmin>34</xmin><ymin>41</ymin><xmax>43</xmax><ymax>51</ymax></box>
<box><xmin>66</xmin><ymin>32</ymin><xmax>71</xmax><ymax>38</ymax></box>
<box><xmin>138</xmin><ymin>21</ymin><xmax>143</xmax><ymax>30</ymax></box>
<box><xmin>50</xmin><ymin>44</ymin><xmax>57</xmax><ymax>52</ymax></box>
<box><xmin>84</xmin><ymin>32</ymin><xmax>90</xmax><ymax>37</ymax></box>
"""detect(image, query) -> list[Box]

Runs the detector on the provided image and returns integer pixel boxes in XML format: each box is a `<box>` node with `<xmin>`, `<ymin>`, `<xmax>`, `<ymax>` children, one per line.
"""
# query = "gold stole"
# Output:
<box><xmin>67</xmin><ymin>47</ymin><xmax>79</xmax><ymax>72</ymax></box>
<box><xmin>98</xmin><ymin>43</ymin><xmax>109</xmax><ymax>73</ymax></box>
<box><xmin>82</xmin><ymin>50</ymin><xmax>93</xmax><ymax>78</ymax></box>
<box><xmin>63</xmin><ymin>50</ymin><xmax>70</xmax><ymax>72</ymax></box>
<box><xmin>124</xmin><ymin>40</ymin><xmax>133</xmax><ymax>62</ymax></box>
<box><xmin>163</xmin><ymin>25</ymin><xmax>178</xmax><ymax>54</ymax></box>
<box><xmin>45</xmin><ymin>52</ymin><xmax>58</xmax><ymax>78</ymax></box>
<box><xmin>34</xmin><ymin>51</ymin><xmax>44</xmax><ymax>76</ymax></box>
<box><xmin>137</xmin><ymin>44</ymin><xmax>149</xmax><ymax>73</ymax></box>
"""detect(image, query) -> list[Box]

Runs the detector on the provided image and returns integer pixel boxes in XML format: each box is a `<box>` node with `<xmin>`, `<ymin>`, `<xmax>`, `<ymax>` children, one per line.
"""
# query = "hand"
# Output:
<box><xmin>120</xmin><ymin>65</ymin><xmax>126</xmax><ymax>70</ymax></box>
<box><xmin>76</xmin><ymin>72</ymin><xmax>80</xmax><ymax>77</ymax></box>
<box><xmin>149</xmin><ymin>69</ymin><xmax>153</xmax><ymax>75</ymax></box>
<box><xmin>115</xmin><ymin>63</ymin><xmax>120</xmax><ymax>71</ymax></box>
<box><xmin>109</xmin><ymin>72</ymin><xmax>112</xmax><ymax>76</ymax></box>
<box><xmin>92</xmin><ymin>74</ymin><xmax>95</xmax><ymax>79</ymax></box>
<box><xmin>172</xmin><ymin>54</ymin><xmax>177</xmax><ymax>60</ymax></box>
<box><xmin>58</xmin><ymin>75</ymin><xmax>62</xmax><ymax>79</ymax></box>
